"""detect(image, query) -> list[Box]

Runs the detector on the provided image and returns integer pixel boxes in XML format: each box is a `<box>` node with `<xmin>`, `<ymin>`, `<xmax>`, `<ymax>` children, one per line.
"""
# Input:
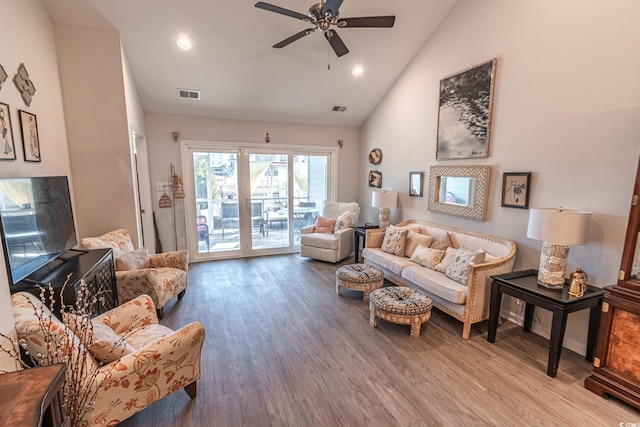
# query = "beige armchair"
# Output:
<box><xmin>11</xmin><ymin>292</ymin><xmax>205</xmax><ymax>427</ymax></box>
<box><xmin>300</xmin><ymin>201</ymin><xmax>360</xmax><ymax>263</ymax></box>
<box><xmin>81</xmin><ymin>229</ymin><xmax>188</xmax><ymax>319</ymax></box>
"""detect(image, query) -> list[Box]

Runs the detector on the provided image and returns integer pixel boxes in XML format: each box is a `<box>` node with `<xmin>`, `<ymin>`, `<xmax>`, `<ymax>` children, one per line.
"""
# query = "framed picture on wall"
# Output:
<box><xmin>409</xmin><ymin>171</ymin><xmax>424</xmax><ymax>197</ymax></box>
<box><xmin>19</xmin><ymin>110</ymin><xmax>41</xmax><ymax>162</ymax></box>
<box><xmin>368</xmin><ymin>170</ymin><xmax>382</xmax><ymax>188</ymax></box>
<box><xmin>0</xmin><ymin>103</ymin><xmax>16</xmax><ymax>160</ymax></box>
<box><xmin>436</xmin><ymin>58</ymin><xmax>497</xmax><ymax>160</ymax></box>
<box><xmin>501</xmin><ymin>172</ymin><xmax>531</xmax><ymax>209</ymax></box>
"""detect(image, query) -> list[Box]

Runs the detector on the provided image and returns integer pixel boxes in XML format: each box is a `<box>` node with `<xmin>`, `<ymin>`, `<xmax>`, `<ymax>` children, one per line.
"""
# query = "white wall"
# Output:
<box><xmin>0</xmin><ymin>0</ymin><xmax>73</xmax><ymax>371</ymax></box>
<box><xmin>144</xmin><ymin>112</ymin><xmax>359</xmax><ymax>251</ymax></box>
<box><xmin>360</xmin><ymin>0</ymin><xmax>640</xmax><ymax>354</ymax></box>
<box><xmin>55</xmin><ymin>23</ymin><xmax>140</xmax><ymax>246</ymax></box>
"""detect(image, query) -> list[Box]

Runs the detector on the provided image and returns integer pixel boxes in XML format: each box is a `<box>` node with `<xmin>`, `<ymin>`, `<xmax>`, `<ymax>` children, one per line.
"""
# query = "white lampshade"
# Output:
<box><xmin>526</xmin><ymin>208</ymin><xmax>591</xmax><ymax>245</ymax></box>
<box><xmin>372</xmin><ymin>190</ymin><xmax>397</xmax><ymax>209</ymax></box>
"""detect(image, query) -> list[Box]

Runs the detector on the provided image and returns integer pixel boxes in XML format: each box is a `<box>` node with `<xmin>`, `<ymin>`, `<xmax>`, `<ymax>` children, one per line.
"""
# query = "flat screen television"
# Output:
<box><xmin>0</xmin><ymin>176</ymin><xmax>77</xmax><ymax>285</ymax></box>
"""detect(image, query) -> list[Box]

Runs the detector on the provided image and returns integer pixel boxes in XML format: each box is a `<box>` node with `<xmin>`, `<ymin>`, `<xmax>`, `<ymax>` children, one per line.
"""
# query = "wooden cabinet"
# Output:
<box><xmin>11</xmin><ymin>248</ymin><xmax>117</xmax><ymax>318</ymax></box>
<box><xmin>585</xmin><ymin>156</ymin><xmax>640</xmax><ymax>408</ymax></box>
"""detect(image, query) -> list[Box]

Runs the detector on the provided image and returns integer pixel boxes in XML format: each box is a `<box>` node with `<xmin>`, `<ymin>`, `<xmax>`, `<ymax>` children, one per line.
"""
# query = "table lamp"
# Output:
<box><xmin>372</xmin><ymin>190</ymin><xmax>397</xmax><ymax>228</ymax></box>
<box><xmin>526</xmin><ymin>207</ymin><xmax>592</xmax><ymax>288</ymax></box>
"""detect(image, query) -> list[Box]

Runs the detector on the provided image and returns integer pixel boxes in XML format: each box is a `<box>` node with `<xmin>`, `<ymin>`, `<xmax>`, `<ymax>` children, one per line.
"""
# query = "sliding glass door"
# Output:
<box><xmin>184</xmin><ymin>143</ymin><xmax>334</xmax><ymax>261</ymax></box>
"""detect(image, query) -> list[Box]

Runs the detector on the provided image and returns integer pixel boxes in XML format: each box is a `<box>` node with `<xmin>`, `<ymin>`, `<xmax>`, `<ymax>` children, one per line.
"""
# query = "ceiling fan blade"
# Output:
<box><xmin>273</xmin><ymin>28</ymin><xmax>316</xmax><ymax>48</ymax></box>
<box><xmin>255</xmin><ymin>2</ymin><xmax>308</xmax><ymax>21</ymax></box>
<box><xmin>338</xmin><ymin>16</ymin><xmax>396</xmax><ymax>28</ymax></box>
<box><xmin>324</xmin><ymin>30</ymin><xmax>349</xmax><ymax>57</ymax></box>
<box><xmin>321</xmin><ymin>0</ymin><xmax>344</xmax><ymax>19</ymax></box>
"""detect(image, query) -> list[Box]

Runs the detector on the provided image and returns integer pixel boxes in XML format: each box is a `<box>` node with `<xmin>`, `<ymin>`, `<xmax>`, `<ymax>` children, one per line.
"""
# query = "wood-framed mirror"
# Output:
<box><xmin>427</xmin><ymin>165</ymin><xmax>490</xmax><ymax>221</ymax></box>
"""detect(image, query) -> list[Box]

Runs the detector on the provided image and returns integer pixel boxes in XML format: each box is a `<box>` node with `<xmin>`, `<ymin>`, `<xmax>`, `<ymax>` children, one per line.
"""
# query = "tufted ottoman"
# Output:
<box><xmin>369</xmin><ymin>287</ymin><xmax>433</xmax><ymax>338</ymax></box>
<box><xmin>336</xmin><ymin>263</ymin><xmax>384</xmax><ymax>302</ymax></box>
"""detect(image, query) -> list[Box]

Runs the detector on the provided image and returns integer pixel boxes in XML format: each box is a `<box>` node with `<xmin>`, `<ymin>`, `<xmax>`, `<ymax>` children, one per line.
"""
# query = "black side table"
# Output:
<box><xmin>487</xmin><ymin>269</ymin><xmax>606</xmax><ymax>378</ymax></box>
<box><xmin>354</xmin><ymin>225</ymin><xmax>379</xmax><ymax>263</ymax></box>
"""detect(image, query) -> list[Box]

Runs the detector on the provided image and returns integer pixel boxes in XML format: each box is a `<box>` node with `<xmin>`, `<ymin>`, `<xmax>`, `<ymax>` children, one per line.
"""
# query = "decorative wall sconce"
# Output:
<box><xmin>265</xmin><ymin>132</ymin><xmax>270</xmax><ymax>143</ymax></box>
<box><xmin>338</xmin><ymin>139</ymin><xmax>344</xmax><ymax>148</ymax></box>
<box><xmin>172</xmin><ymin>131</ymin><xmax>180</xmax><ymax>142</ymax></box>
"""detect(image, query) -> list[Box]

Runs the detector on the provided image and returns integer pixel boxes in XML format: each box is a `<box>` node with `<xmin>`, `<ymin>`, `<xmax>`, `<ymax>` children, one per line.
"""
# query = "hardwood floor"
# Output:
<box><xmin>120</xmin><ymin>254</ymin><xmax>639</xmax><ymax>426</ymax></box>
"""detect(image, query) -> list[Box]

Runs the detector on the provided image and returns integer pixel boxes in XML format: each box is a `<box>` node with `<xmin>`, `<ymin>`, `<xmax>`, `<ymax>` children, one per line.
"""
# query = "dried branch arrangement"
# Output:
<box><xmin>0</xmin><ymin>277</ymin><xmax>137</xmax><ymax>427</ymax></box>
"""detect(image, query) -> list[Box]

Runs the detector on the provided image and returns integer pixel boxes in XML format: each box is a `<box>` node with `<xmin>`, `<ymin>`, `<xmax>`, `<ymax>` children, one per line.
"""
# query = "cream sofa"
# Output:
<box><xmin>362</xmin><ymin>219</ymin><xmax>516</xmax><ymax>339</ymax></box>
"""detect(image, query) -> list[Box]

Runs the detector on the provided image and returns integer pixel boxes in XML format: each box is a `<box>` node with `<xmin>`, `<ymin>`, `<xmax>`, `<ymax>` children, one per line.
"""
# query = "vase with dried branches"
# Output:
<box><xmin>0</xmin><ymin>277</ymin><xmax>137</xmax><ymax>427</ymax></box>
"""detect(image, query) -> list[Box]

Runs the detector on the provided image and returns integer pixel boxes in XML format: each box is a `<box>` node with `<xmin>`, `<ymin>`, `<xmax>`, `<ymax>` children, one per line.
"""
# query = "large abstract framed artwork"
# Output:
<box><xmin>436</xmin><ymin>59</ymin><xmax>497</xmax><ymax>160</ymax></box>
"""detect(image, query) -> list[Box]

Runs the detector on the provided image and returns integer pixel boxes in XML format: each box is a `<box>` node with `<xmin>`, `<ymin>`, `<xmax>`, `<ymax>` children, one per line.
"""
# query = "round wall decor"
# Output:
<box><xmin>368</xmin><ymin>148</ymin><xmax>382</xmax><ymax>165</ymax></box>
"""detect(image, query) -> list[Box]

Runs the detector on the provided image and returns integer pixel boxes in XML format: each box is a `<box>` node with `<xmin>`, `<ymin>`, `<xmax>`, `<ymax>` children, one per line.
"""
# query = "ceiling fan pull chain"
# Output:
<box><xmin>327</xmin><ymin>34</ymin><xmax>331</xmax><ymax>70</ymax></box>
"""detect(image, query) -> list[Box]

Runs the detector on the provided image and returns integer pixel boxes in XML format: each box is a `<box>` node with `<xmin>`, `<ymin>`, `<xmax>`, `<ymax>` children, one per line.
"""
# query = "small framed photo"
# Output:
<box><xmin>19</xmin><ymin>110</ymin><xmax>40</xmax><ymax>162</ymax></box>
<box><xmin>409</xmin><ymin>171</ymin><xmax>424</xmax><ymax>197</ymax></box>
<box><xmin>0</xmin><ymin>103</ymin><xmax>16</xmax><ymax>160</ymax></box>
<box><xmin>368</xmin><ymin>170</ymin><xmax>382</xmax><ymax>188</ymax></box>
<box><xmin>501</xmin><ymin>172</ymin><xmax>531</xmax><ymax>209</ymax></box>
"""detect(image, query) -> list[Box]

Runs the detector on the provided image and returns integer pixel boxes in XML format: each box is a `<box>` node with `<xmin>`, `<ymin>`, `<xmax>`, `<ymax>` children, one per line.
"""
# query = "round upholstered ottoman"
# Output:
<box><xmin>336</xmin><ymin>263</ymin><xmax>384</xmax><ymax>302</ymax></box>
<box><xmin>369</xmin><ymin>287</ymin><xmax>433</xmax><ymax>338</ymax></box>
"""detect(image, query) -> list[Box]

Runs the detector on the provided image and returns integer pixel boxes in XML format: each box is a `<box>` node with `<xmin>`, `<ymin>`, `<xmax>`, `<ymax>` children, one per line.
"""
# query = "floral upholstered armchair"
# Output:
<box><xmin>81</xmin><ymin>229</ymin><xmax>188</xmax><ymax>319</ymax></box>
<box><xmin>11</xmin><ymin>291</ymin><xmax>205</xmax><ymax>427</ymax></box>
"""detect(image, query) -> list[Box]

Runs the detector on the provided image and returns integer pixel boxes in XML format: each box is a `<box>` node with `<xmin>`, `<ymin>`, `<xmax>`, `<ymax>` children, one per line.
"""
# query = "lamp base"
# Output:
<box><xmin>379</xmin><ymin>208</ymin><xmax>391</xmax><ymax>229</ymax></box>
<box><xmin>537</xmin><ymin>242</ymin><xmax>569</xmax><ymax>289</ymax></box>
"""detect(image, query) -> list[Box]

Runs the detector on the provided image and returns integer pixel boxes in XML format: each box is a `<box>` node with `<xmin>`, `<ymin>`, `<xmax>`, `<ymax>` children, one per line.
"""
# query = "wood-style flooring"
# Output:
<box><xmin>120</xmin><ymin>254</ymin><xmax>639</xmax><ymax>426</ymax></box>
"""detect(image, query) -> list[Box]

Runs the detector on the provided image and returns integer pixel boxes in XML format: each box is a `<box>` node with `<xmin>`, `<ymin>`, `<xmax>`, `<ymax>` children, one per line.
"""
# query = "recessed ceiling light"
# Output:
<box><xmin>176</xmin><ymin>37</ymin><xmax>192</xmax><ymax>50</ymax></box>
<box><xmin>352</xmin><ymin>66</ymin><xmax>364</xmax><ymax>76</ymax></box>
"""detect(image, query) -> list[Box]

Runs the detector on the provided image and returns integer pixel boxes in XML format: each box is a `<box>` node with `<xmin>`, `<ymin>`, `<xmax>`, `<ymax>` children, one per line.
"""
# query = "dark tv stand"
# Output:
<box><xmin>11</xmin><ymin>248</ymin><xmax>117</xmax><ymax>318</ymax></box>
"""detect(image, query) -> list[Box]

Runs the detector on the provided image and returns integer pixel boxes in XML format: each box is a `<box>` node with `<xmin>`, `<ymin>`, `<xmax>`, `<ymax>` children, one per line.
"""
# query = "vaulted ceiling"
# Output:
<box><xmin>43</xmin><ymin>0</ymin><xmax>458</xmax><ymax>127</ymax></box>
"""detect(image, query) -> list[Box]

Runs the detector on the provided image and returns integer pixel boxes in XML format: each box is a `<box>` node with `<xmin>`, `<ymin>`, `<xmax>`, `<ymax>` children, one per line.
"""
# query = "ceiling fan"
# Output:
<box><xmin>255</xmin><ymin>0</ymin><xmax>395</xmax><ymax>57</ymax></box>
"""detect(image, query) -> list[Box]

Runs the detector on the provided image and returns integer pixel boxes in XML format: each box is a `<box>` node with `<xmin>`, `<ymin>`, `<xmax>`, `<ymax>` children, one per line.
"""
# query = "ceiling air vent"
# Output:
<box><xmin>332</xmin><ymin>105</ymin><xmax>347</xmax><ymax>112</ymax></box>
<box><xmin>178</xmin><ymin>88</ymin><xmax>201</xmax><ymax>100</ymax></box>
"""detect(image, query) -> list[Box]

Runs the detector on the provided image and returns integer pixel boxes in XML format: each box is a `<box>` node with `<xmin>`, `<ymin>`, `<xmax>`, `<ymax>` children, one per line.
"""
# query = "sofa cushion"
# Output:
<box><xmin>115</xmin><ymin>248</ymin><xmax>150</xmax><ymax>271</ymax></box>
<box><xmin>426</xmin><ymin>228</ymin><xmax>453</xmax><ymax>250</ymax></box>
<box><xmin>404</xmin><ymin>232</ymin><xmax>434</xmax><ymax>258</ymax></box>
<box><xmin>435</xmin><ymin>246</ymin><xmax>457</xmax><ymax>273</ymax></box>
<box><xmin>314</xmin><ymin>216</ymin><xmax>336</xmax><ymax>234</ymax></box>
<box><xmin>381</xmin><ymin>226</ymin><xmax>409</xmax><ymax>256</ymax></box>
<box><xmin>334</xmin><ymin>210</ymin><xmax>354</xmax><ymax>232</ymax></box>
<box><xmin>126</xmin><ymin>323</ymin><xmax>175</xmax><ymax>350</ymax></box>
<box><xmin>401</xmin><ymin>265</ymin><xmax>468</xmax><ymax>305</ymax></box>
<box><xmin>300</xmin><ymin>232</ymin><xmax>339</xmax><ymax>250</ymax></box>
<box><xmin>409</xmin><ymin>245</ymin><xmax>445</xmax><ymax>269</ymax></box>
<box><xmin>362</xmin><ymin>248</ymin><xmax>417</xmax><ymax>276</ymax></box>
<box><xmin>64</xmin><ymin>313</ymin><xmax>135</xmax><ymax>363</ymax></box>
<box><xmin>445</xmin><ymin>248</ymin><xmax>486</xmax><ymax>285</ymax></box>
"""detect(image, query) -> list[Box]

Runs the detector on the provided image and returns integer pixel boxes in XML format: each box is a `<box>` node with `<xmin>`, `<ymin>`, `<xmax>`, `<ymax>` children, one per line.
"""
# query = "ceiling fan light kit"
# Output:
<box><xmin>255</xmin><ymin>1</ymin><xmax>395</xmax><ymax>58</ymax></box>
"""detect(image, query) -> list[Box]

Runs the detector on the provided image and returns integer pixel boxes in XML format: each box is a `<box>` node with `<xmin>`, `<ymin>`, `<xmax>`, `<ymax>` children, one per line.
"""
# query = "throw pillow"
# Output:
<box><xmin>428</xmin><ymin>229</ymin><xmax>453</xmax><ymax>250</ymax></box>
<box><xmin>381</xmin><ymin>225</ymin><xmax>409</xmax><ymax>256</ymax></box>
<box><xmin>334</xmin><ymin>211</ymin><xmax>354</xmax><ymax>232</ymax></box>
<box><xmin>115</xmin><ymin>248</ymin><xmax>150</xmax><ymax>271</ymax></box>
<box><xmin>404</xmin><ymin>232</ymin><xmax>435</xmax><ymax>258</ymax></box>
<box><xmin>435</xmin><ymin>247</ymin><xmax>458</xmax><ymax>273</ymax></box>
<box><xmin>409</xmin><ymin>245</ymin><xmax>445</xmax><ymax>269</ymax></box>
<box><xmin>63</xmin><ymin>313</ymin><xmax>135</xmax><ymax>363</ymax></box>
<box><xmin>445</xmin><ymin>247</ymin><xmax>487</xmax><ymax>285</ymax></box>
<box><xmin>314</xmin><ymin>216</ymin><xmax>336</xmax><ymax>234</ymax></box>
